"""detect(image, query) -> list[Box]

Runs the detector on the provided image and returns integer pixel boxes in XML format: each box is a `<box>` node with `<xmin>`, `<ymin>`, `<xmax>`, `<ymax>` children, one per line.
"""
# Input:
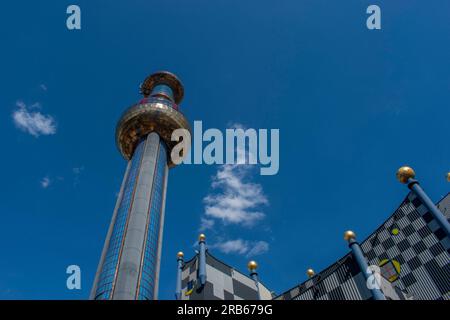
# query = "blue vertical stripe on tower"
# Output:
<box><xmin>137</xmin><ymin>140</ymin><xmax>168</xmax><ymax>299</ymax></box>
<box><xmin>94</xmin><ymin>139</ymin><xmax>146</xmax><ymax>300</ymax></box>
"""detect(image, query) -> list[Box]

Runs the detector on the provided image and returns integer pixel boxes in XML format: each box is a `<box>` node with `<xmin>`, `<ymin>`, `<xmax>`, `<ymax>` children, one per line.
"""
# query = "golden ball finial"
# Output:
<box><xmin>446</xmin><ymin>172</ymin><xmax>450</xmax><ymax>182</ymax></box>
<box><xmin>396</xmin><ymin>166</ymin><xmax>416</xmax><ymax>184</ymax></box>
<box><xmin>247</xmin><ymin>260</ymin><xmax>258</xmax><ymax>272</ymax></box>
<box><xmin>344</xmin><ymin>230</ymin><xmax>356</xmax><ymax>241</ymax></box>
<box><xmin>306</xmin><ymin>268</ymin><xmax>315</xmax><ymax>278</ymax></box>
<box><xmin>177</xmin><ymin>251</ymin><xmax>184</xmax><ymax>259</ymax></box>
<box><xmin>199</xmin><ymin>234</ymin><xmax>206</xmax><ymax>242</ymax></box>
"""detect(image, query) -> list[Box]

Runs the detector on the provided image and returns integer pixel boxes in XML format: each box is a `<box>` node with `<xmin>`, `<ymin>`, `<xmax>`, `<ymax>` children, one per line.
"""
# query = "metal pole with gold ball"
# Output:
<box><xmin>248</xmin><ymin>261</ymin><xmax>261</xmax><ymax>300</ymax></box>
<box><xmin>306</xmin><ymin>268</ymin><xmax>319</xmax><ymax>300</ymax></box>
<box><xmin>198</xmin><ymin>234</ymin><xmax>207</xmax><ymax>286</ymax></box>
<box><xmin>344</xmin><ymin>231</ymin><xmax>386</xmax><ymax>300</ymax></box>
<box><xmin>175</xmin><ymin>252</ymin><xmax>184</xmax><ymax>300</ymax></box>
<box><xmin>306</xmin><ymin>269</ymin><xmax>315</xmax><ymax>278</ymax></box>
<box><xmin>397</xmin><ymin>166</ymin><xmax>450</xmax><ymax>238</ymax></box>
<box><xmin>306</xmin><ymin>268</ymin><xmax>318</xmax><ymax>299</ymax></box>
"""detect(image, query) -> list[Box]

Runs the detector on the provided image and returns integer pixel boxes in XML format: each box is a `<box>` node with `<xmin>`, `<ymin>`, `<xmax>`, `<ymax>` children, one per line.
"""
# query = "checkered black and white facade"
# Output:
<box><xmin>276</xmin><ymin>192</ymin><xmax>450</xmax><ymax>300</ymax></box>
<box><xmin>180</xmin><ymin>253</ymin><xmax>273</xmax><ymax>300</ymax></box>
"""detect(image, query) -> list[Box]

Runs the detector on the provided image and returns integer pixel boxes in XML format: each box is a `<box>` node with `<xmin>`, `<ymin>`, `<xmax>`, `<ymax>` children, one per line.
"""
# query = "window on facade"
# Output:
<box><xmin>379</xmin><ymin>259</ymin><xmax>401</xmax><ymax>282</ymax></box>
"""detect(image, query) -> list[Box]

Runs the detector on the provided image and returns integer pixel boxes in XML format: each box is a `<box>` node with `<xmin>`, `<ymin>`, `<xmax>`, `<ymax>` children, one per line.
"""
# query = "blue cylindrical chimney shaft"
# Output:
<box><xmin>198</xmin><ymin>236</ymin><xmax>207</xmax><ymax>286</ymax></box>
<box><xmin>91</xmin><ymin>71</ymin><xmax>189</xmax><ymax>301</ymax></box>
<box><xmin>91</xmin><ymin>133</ymin><xmax>169</xmax><ymax>300</ymax></box>
<box><xmin>348</xmin><ymin>238</ymin><xmax>386</xmax><ymax>300</ymax></box>
<box><xmin>408</xmin><ymin>178</ymin><xmax>450</xmax><ymax>238</ymax></box>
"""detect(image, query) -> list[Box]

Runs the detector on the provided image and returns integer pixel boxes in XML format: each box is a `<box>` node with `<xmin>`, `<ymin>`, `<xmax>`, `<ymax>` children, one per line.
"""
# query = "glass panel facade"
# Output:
<box><xmin>94</xmin><ymin>139</ymin><xmax>146</xmax><ymax>300</ymax></box>
<box><xmin>94</xmin><ymin>135</ymin><xmax>168</xmax><ymax>300</ymax></box>
<box><xmin>137</xmin><ymin>141</ymin><xmax>167</xmax><ymax>300</ymax></box>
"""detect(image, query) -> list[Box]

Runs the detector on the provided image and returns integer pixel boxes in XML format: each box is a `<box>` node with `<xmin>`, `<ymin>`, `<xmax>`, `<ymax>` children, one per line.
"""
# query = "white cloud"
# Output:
<box><xmin>40</xmin><ymin>84</ymin><xmax>48</xmax><ymax>91</ymax></box>
<box><xmin>29</xmin><ymin>102</ymin><xmax>41</xmax><ymax>110</ymax></box>
<box><xmin>15</xmin><ymin>101</ymin><xmax>26</xmax><ymax>109</ymax></box>
<box><xmin>246</xmin><ymin>241</ymin><xmax>269</xmax><ymax>257</ymax></box>
<box><xmin>199</xmin><ymin>122</ymin><xmax>271</xmax><ymax>257</ymax></box>
<box><xmin>211</xmin><ymin>239</ymin><xmax>269</xmax><ymax>257</ymax></box>
<box><xmin>40</xmin><ymin>177</ymin><xmax>51</xmax><ymax>189</ymax></box>
<box><xmin>203</xmin><ymin>164</ymin><xmax>267</xmax><ymax>227</ymax></box>
<box><xmin>214</xmin><ymin>239</ymin><xmax>249</xmax><ymax>255</ymax></box>
<box><xmin>200</xmin><ymin>218</ymin><xmax>215</xmax><ymax>230</ymax></box>
<box><xmin>12</xmin><ymin>101</ymin><xmax>56</xmax><ymax>137</ymax></box>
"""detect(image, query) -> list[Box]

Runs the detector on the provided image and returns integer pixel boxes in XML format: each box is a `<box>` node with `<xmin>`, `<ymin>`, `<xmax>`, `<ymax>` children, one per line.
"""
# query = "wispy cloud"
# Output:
<box><xmin>213</xmin><ymin>239</ymin><xmax>249</xmax><ymax>255</ymax></box>
<box><xmin>246</xmin><ymin>241</ymin><xmax>269</xmax><ymax>257</ymax></box>
<box><xmin>12</xmin><ymin>101</ymin><xmax>56</xmax><ymax>137</ymax></box>
<box><xmin>211</xmin><ymin>239</ymin><xmax>269</xmax><ymax>257</ymax></box>
<box><xmin>72</xmin><ymin>166</ymin><xmax>84</xmax><ymax>186</ymax></box>
<box><xmin>72</xmin><ymin>167</ymin><xmax>84</xmax><ymax>175</ymax></box>
<box><xmin>39</xmin><ymin>84</ymin><xmax>48</xmax><ymax>91</ymax></box>
<box><xmin>203</xmin><ymin>164</ymin><xmax>267</xmax><ymax>227</ymax></box>
<box><xmin>198</xmin><ymin>122</ymin><xmax>271</xmax><ymax>257</ymax></box>
<box><xmin>40</xmin><ymin>177</ymin><xmax>51</xmax><ymax>189</ymax></box>
<box><xmin>200</xmin><ymin>217</ymin><xmax>215</xmax><ymax>230</ymax></box>
<box><xmin>197</xmin><ymin>122</ymin><xmax>271</xmax><ymax>257</ymax></box>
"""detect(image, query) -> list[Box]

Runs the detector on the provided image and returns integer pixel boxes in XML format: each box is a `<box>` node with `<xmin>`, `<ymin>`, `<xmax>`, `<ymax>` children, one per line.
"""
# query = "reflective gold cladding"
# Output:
<box><xmin>140</xmin><ymin>71</ymin><xmax>184</xmax><ymax>104</ymax></box>
<box><xmin>116</xmin><ymin>99</ymin><xmax>190</xmax><ymax>167</ymax></box>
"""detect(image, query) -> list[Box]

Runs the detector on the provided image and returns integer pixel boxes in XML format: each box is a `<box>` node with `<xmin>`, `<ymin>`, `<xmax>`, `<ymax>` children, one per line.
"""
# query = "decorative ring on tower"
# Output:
<box><xmin>199</xmin><ymin>234</ymin><xmax>206</xmax><ymax>242</ymax></box>
<box><xmin>116</xmin><ymin>72</ymin><xmax>191</xmax><ymax>167</ymax></box>
<box><xmin>177</xmin><ymin>251</ymin><xmax>184</xmax><ymax>259</ymax></box>
<box><xmin>140</xmin><ymin>71</ymin><xmax>184</xmax><ymax>104</ymax></box>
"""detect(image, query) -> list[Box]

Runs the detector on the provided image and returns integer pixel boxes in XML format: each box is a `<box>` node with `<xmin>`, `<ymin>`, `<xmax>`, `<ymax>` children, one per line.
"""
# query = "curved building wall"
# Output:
<box><xmin>180</xmin><ymin>252</ymin><xmax>273</xmax><ymax>300</ymax></box>
<box><xmin>277</xmin><ymin>192</ymin><xmax>450</xmax><ymax>300</ymax></box>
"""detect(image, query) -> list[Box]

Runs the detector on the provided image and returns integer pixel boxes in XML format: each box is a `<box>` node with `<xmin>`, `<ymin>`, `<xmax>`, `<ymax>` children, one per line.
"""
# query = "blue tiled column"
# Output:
<box><xmin>344</xmin><ymin>231</ymin><xmax>386</xmax><ymax>300</ymax></box>
<box><xmin>408</xmin><ymin>178</ymin><xmax>450</xmax><ymax>238</ymax></box>
<box><xmin>175</xmin><ymin>252</ymin><xmax>184</xmax><ymax>300</ymax></box>
<box><xmin>198</xmin><ymin>234</ymin><xmax>207</xmax><ymax>286</ymax></box>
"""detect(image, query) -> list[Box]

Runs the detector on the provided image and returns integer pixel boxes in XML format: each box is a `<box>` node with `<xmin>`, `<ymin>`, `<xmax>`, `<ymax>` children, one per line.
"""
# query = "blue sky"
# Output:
<box><xmin>0</xmin><ymin>1</ymin><xmax>449</xmax><ymax>299</ymax></box>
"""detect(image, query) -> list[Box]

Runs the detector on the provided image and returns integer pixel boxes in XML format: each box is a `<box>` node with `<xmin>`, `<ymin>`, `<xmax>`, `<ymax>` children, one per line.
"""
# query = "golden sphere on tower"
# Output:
<box><xmin>247</xmin><ymin>260</ymin><xmax>258</xmax><ymax>272</ymax></box>
<box><xmin>344</xmin><ymin>230</ymin><xmax>356</xmax><ymax>241</ymax></box>
<box><xmin>199</xmin><ymin>234</ymin><xmax>206</xmax><ymax>242</ymax></box>
<box><xmin>177</xmin><ymin>251</ymin><xmax>184</xmax><ymax>258</ymax></box>
<box><xmin>447</xmin><ymin>172</ymin><xmax>450</xmax><ymax>182</ymax></box>
<box><xmin>306</xmin><ymin>268</ymin><xmax>315</xmax><ymax>277</ymax></box>
<box><xmin>396</xmin><ymin>166</ymin><xmax>416</xmax><ymax>184</ymax></box>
